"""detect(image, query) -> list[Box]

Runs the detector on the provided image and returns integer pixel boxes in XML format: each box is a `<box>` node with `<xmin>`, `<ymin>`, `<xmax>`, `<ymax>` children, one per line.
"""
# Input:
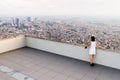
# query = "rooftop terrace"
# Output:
<box><xmin>0</xmin><ymin>47</ymin><xmax>120</xmax><ymax>80</ymax></box>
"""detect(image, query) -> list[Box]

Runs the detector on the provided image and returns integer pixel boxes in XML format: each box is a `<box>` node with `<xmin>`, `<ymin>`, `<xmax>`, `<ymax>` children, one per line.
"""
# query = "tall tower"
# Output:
<box><xmin>27</xmin><ymin>17</ymin><xmax>31</xmax><ymax>22</ymax></box>
<box><xmin>16</xmin><ymin>18</ymin><xmax>20</xmax><ymax>27</ymax></box>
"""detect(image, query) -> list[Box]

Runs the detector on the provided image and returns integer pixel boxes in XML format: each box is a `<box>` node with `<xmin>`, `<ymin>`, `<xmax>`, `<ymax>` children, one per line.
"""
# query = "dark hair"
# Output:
<box><xmin>91</xmin><ymin>36</ymin><xmax>95</xmax><ymax>41</ymax></box>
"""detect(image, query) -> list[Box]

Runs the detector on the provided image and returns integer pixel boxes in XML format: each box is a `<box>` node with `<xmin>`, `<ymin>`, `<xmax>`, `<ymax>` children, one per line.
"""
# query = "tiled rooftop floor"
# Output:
<box><xmin>0</xmin><ymin>47</ymin><xmax>120</xmax><ymax>80</ymax></box>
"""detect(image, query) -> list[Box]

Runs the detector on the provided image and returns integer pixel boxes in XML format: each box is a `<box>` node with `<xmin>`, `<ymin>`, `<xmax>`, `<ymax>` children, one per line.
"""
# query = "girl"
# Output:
<box><xmin>85</xmin><ymin>36</ymin><xmax>99</xmax><ymax>66</ymax></box>
<box><xmin>89</xmin><ymin>36</ymin><xmax>96</xmax><ymax>66</ymax></box>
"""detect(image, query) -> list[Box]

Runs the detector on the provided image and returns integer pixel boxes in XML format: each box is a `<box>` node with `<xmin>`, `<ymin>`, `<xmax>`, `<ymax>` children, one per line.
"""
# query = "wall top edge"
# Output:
<box><xmin>0</xmin><ymin>35</ymin><xmax>25</xmax><ymax>41</ymax></box>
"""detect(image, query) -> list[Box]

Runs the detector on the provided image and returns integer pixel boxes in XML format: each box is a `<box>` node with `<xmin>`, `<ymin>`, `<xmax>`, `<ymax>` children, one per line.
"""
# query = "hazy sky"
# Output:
<box><xmin>0</xmin><ymin>0</ymin><xmax>120</xmax><ymax>17</ymax></box>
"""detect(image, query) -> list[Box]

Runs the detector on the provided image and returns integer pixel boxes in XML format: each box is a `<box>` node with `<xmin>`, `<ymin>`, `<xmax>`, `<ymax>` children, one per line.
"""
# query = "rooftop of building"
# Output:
<box><xmin>0</xmin><ymin>47</ymin><xmax>120</xmax><ymax>80</ymax></box>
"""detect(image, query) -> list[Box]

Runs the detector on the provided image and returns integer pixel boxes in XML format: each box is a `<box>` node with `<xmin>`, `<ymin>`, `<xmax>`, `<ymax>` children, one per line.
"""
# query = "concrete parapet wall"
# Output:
<box><xmin>0</xmin><ymin>36</ymin><xmax>26</xmax><ymax>53</ymax></box>
<box><xmin>26</xmin><ymin>37</ymin><xmax>120</xmax><ymax>69</ymax></box>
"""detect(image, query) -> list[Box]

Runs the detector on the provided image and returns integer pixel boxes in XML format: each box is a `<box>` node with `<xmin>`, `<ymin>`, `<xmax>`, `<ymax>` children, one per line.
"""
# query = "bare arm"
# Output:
<box><xmin>96</xmin><ymin>42</ymin><xmax>99</xmax><ymax>48</ymax></box>
<box><xmin>85</xmin><ymin>42</ymin><xmax>91</xmax><ymax>49</ymax></box>
<box><xmin>96</xmin><ymin>42</ymin><xmax>105</xmax><ymax>50</ymax></box>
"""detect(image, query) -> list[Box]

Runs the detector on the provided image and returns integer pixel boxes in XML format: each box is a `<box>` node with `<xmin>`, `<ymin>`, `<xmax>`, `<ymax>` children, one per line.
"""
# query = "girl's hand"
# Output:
<box><xmin>85</xmin><ymin>46</ymin><xmax>87</xmax><ymax>49</ymax></box>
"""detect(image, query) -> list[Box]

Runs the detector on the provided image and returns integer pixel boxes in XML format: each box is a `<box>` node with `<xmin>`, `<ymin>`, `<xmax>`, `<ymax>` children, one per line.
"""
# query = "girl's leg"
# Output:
<box><xmin>92</xmin><ymin>55</ymin><xmax>94</xmax><ymax>63</ymax></box>
<box><xmin>90</xmin><ymin>55</ymin><xmax>94</xmax><ymax>64</ymax></box>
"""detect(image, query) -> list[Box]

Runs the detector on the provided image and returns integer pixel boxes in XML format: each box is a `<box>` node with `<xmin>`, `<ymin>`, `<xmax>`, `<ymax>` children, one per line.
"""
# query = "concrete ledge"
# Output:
<box><xmin>0</xmin><ymin>36</ymin><xmax>26</xmax><ymax>54</ymax></box>
<box><xmin>26</xmin><ymin>37</ymin><xmax>120</xmax><ymax>69</ymax></box>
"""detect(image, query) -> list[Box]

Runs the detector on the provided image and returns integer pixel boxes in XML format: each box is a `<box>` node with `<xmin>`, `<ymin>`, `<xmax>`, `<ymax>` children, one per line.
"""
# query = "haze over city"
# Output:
<box><xmin>0</xmin><ymin>0</ymin><xmax>120</xmax><ymax>17</ymax></box>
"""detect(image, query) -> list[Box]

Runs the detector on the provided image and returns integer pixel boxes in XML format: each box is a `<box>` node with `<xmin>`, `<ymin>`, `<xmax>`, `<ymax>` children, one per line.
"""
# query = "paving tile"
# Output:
<box><xmin>0</xmin><ymin>71</ymin><xmax>16</xmax><ymax>80</ymax></box>
<box><xmin>66</xmin><ymin>76</ymin><xmax>78</xmax><ymax>80</ymax></box>
<box><xmin>52</xmin><ymin>73</ymin><xmax>68</xmax><ymax>80</ymax></box>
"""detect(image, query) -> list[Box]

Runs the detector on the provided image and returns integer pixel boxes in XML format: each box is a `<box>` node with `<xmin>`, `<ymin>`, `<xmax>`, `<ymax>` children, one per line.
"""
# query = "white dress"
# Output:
<box><xmin>89</xmin><ymin>41</ymin><xmax>96</xmax><ymax>55</ymax></box>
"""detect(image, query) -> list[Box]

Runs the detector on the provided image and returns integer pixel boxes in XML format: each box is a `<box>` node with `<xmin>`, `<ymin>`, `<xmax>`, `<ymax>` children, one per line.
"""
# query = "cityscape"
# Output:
<box><xmin>0</xmin><ymin>16</ymin><xmax>120</xmax><ymax>52</ymax></box>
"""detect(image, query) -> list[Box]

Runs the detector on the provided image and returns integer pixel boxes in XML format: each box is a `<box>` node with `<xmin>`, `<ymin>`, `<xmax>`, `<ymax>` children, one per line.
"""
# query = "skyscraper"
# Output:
<box><xmin>16</xmin><ymin>18</ymin><xmax>20</xmax><ymax>27</ymax></box>
<box><xmin>27</xmin><ymin>17</ymin><xmax>31</xmax><ymax>22</ymax></box>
